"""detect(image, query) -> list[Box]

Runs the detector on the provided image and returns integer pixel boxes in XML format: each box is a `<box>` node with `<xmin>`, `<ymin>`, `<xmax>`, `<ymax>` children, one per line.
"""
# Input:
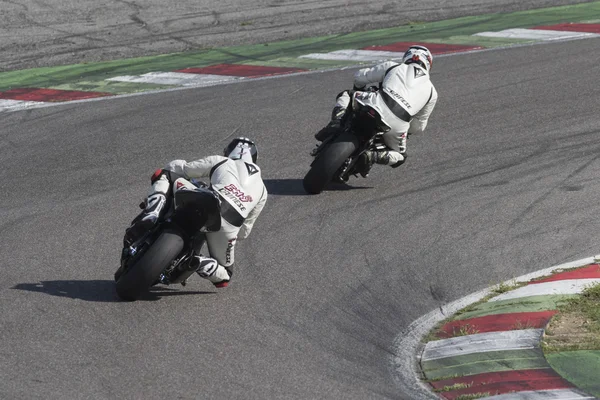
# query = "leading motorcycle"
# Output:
<box><xmin>303</xmin><ymin>89</ymin><xmax>392</xmax><ymax>194</ymax></box>
<box><xmin>114</xmin><ymin>177</ymin><xmax>222</xmax><ymax>301</ymax></box>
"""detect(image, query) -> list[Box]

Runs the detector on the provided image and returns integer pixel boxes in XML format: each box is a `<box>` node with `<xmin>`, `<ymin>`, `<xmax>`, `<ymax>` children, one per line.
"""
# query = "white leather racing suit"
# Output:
<box><xmin>153</xmin><ymin>155</ymin><xmax>267</xmax><ymax>273</ymax></box>
<box><xmin>336</xmin><ymin>61</ymin><xmax>438</xmax><ymax>165</ymax></box>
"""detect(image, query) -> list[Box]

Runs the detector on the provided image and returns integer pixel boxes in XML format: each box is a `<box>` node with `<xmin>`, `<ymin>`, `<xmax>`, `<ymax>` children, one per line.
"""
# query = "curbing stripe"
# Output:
<box><xmin>107</xmin><ymin>72</ymin><xmax>240</xmax><ymax>87</ymax></box>
<box><xmin>489</xmin><ymin>279</ymin><xmax>600</xmax><ymax>302</ymax></box>
<box><xmin>393</xmin><ymin>257</ymin><xmax>597</xmax><ymax>399</ymax></box>
<box><xmin>176</xmin><ymin>64</ymin><xmax>307</xmax><ymax>77</ymax></box>
<box><xmin>418</xmin><ymin>35</ymin><xmax>535</xmax><ymax>48</ymax></box>
<box><xmin>430</xmin><ymin>368</ymin><xmax>567</xmax><ymax>390</ymax></box>
<box><xmin>422</xmin><ymin>329</ymin><xmax>543</xmax><ymax>362</ymax></box>
<box><xmin>484</xmin><ymin>388</ymin><xmax>595</xmax><ymax>399</ymax></box>
<box><xmin>533</xmin><ymin>23</ymin><xmax>600</xmax><ymax>33</ymax></box>
<box><xmin>473</xmin><ymin>28</ymin><xmax>599</xmax><ymax>40</ymax></box>
<box><xmin>437</xmin><ymin>311</ymin><xmax>557</xmax><ymax>338</ymax></box>
<box><xmin>0</xmin><ymin>88</ymin><xmax>111</xmax><ymax>102</ymax></box>
<box><xmin>0</xmin><ymin>99</ymin><xmax>44</xmax><ymax>112</ymax></box>
<box><xmin>530</xmin><ymin>264</ymin><xmax>600</xmax><ymax>284</ymax></box>
<box><xmin>242</xmin><ymin>56</ymin><xmax>369</xmax><ymax>69</ymax></box>
<box><xmin>49</xmin><ymin>80</ymin><xmax>174</xmax><ymax>95</ymax></box>
<box><xmin>421</xmin><ymin>265</ymin><xmax>600</xmax><ymax>398</ymax></box>
<box><xmin>299</xmin><ymin>49</ymin><xmax>405</xmax><ymax>62</ymax></box>
<box><xmin>440</xmin><ymin>377</ymin><xmax>573</xmax><ymax>400</ymax></box>
<box><xmin>300</xmin><ymin>42</ymin><xmax>484</xmax><ymax>63</ymax></box>
<box><xmin>362</xmin><ymin>42</ymin><xmax>483</xmax><ymax>53</ymax></box>
<box><xmin>453</xmin><ymin>294</ymin><xmax>578</xmax><ymax>321</ymax></box>
<box><xmin>421</xmin><ymin>349</ymin><xmax>548</xmax><ymax>380</ymax></box>
<box><xmin>546</xmin><ymin>351</ymin><xmax>600</xmax><ymax>397</ymax></box>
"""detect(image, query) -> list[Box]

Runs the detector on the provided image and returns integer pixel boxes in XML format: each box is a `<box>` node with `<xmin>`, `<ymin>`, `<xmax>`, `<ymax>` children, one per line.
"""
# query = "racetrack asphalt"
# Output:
<box><xmin>2</xmin><ymin>5</ymin><xmax>600</xmax><ymax>400</ymax></box>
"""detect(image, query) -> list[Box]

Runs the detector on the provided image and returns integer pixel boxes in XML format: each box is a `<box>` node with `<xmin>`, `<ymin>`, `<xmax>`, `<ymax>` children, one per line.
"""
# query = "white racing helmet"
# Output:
<box><xmin>402</xmin><ymin>45</ymin><xmax>433</xmax><ymax>72</ymax></box>
<box><xmin>223</xmin><ymin>137</ymin><xmax>258</xmax><ymax>163</ymax></box>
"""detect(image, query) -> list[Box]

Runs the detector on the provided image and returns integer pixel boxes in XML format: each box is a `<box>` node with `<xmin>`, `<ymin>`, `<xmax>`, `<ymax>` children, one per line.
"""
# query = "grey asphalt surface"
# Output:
<box><xmin>2</xmin><ymin>37</ymin><xmax>600</xmax><ymax>399</ymax></box>
<box><xmin>1</xmin><ymin>0</ymin><xmax>596</xmax><ymax>72</ymax></box>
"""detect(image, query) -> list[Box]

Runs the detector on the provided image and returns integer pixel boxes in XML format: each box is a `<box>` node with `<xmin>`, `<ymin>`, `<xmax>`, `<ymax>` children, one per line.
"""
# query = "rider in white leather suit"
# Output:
<box><xmin>316</xmin><ymin>45</ymin><xmax>438</xmax><ymax>177</ymax></box>
<box><xmin>125</xmin><ymin>137</ymin><xmax>268</xmax><ymax>288</ymax></box>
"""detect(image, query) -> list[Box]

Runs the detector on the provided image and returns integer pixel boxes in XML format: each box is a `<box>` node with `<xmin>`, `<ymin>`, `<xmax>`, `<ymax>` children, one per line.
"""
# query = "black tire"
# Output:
<box><xmin>303</xmin><ymin>132</ymin><xmax>358</xmax><ymax>194</ymax></box>
<box><xmin>115</xmin><ymin>229</ymin><xmax>184</xmax><ymax>301</ymax></box>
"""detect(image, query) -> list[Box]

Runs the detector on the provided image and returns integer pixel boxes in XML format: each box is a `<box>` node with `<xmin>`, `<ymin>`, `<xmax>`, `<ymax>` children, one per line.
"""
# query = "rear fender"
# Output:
<box><xmin>352</xmin><ymin>92</ymin><xmax>391</xmax><ymax>137</ymax></box>
<box><xmin>171</xmin><ymin>178</ymin><xmax>222</xmax><ymax>237</ymax></box>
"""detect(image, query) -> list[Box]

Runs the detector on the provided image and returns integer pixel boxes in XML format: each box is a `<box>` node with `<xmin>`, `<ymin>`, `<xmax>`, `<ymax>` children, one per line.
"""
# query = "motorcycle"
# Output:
<box><xmin>114</xmin><ymin>177</ymin><xmax>222</xmax><ymax>301</ymax></box>
<box><xmin>303</xmin><ymin>89</ymin><xmax>392</xmax><ymax>194</ymax></box>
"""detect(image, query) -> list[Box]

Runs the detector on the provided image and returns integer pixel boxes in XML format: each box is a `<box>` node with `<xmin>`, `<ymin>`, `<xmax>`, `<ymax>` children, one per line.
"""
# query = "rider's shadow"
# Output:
<box><xmin>264</xmin><ymin>179</ymin><xmax>306</xmax><ymax>196</ymax></box>
<box><xmin>264</xmin><ymin>179</ymin><xmax>372</xmax><ymax>196</ymax></box>
<box><xmin>13</xmin><ymin>280</ymin><xmax>214</xmax><ymax>302</ymax></box>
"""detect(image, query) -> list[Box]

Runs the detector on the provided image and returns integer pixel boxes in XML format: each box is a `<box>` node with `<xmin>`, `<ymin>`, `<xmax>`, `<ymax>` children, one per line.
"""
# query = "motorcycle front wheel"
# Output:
<box><xmin>303</xmin><ymin>132</ymin><xmax>358</xmax><ymax>194</ymax></box>
<box><xmin>115</xmin><ymin>229</ymin><xmax>184</xmax><ymax>301</ymax></box>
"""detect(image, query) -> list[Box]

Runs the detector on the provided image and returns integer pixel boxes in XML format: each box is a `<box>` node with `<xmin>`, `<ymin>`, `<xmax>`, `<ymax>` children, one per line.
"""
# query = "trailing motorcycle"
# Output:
<box><xmin>114</xmin><ymin>177</ymin><xmax>222</xmax><ymax>301</ymax></box>
<box><xmin>303</xmin><ymin>89</ymin><xmax>392</xmax><ymax>194</ymax></box>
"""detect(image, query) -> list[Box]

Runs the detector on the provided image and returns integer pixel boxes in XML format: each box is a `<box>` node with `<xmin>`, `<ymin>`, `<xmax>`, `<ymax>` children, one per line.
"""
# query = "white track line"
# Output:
<box><xmin>300</xmin><ymin>49</ymin><xmax>405</xmax><ymax>62</ymax></box>
<box><xmin>421</xmin><ymin>329</ymin><xmax>543</xmax><ymax>361</ymax></box>
<box><xmin>474</xmin><ymin>28</ymin><xmax>599</xmax><ymax>40</ymax></box>
<box><xmin>485</xmin><ymin>388</ymin><xmax>596</xmax><ymax>399</ymax></box>
<box><xmin>0</xmin><ymin>99</ymin><xmax>45</xmax><ymax>112</ymax></box>
<box><xmin>490</xmin><ymin>278</ymin><xmax>600</xmax><ymax>302</ymax></box>
<box><xmin>107</xmin><ymin>72</ymin><xmax>240</xmax><ymax>86</ymax></box>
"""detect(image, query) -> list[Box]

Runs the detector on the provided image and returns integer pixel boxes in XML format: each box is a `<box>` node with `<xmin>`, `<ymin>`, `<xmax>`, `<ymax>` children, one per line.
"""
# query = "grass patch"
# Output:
<box><xmin>452</xmin><ymin>324</ymin><xmax>480</xmax><ymax>337</ymax></box>
<box><xmin>433</xmin><ymin>382</ymin><xmax>472</xmax><ymax>392</ymax></box>
<box><xmin>490</xmin><ymin>280</ymin><xmax>527</xmax><ymax>295</ymax></box>
<box><xmin>453</xmin><ymin>302</ymin><xmax>482</xmax><ymax>317</ymax></box>
<box><xmin>421</xmin><ymin>314</ymin><xmax>456</xmax><ymax>343</ymax></box>
<box><xmin>421</xmin><ymin>316</ymin><xmax>480</xmax><ymax>342</ymax></box>
<box><xmin>455</xmin><ymin>393</ymin><xmax>490</xmax><ymax>400</ymax></box>
<box><xmin>421</xmin><ymin>373</ymin><xmax>461</xmax><ymax>383</ymax></box>
<box><xmin>542</xmin><ymin>282</ymin><xmax>600</xmax><ymax>353</ymax></box>
<box><xmin>511</xmin><ymin>319</ymin><xmax>537</xmax><ymax>330</ymax></box>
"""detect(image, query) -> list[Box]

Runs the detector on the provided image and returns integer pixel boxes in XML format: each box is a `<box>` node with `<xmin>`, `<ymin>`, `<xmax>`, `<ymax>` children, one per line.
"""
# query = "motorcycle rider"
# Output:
<box><xmin>315</xmin><ymin>45</ymin><xmax>438</xmax><ymax>177</ymax></box>
<box><xmin>124</xmin><ymin>137</ymin><xmax>268</xmax><ymax>288</ymax></box>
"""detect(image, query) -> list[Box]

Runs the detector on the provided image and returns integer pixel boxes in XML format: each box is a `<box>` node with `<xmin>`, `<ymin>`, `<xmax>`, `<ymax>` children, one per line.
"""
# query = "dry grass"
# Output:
<box><xmin>542</xmin><ymin>283</ymin><xmax>600</xmax><ymax>353</ymax></box>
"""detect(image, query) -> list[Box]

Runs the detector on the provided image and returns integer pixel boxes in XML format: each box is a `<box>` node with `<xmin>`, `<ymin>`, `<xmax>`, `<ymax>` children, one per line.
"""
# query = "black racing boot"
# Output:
<box><xmin>355</xmin><ymin>151</ymin><xmax>392</xmax><ymax>178</ymax></box>
<box><xmin>124</xmin><ymin>193</ymin><xmax>166</xmax><ymax>246</ymax></box>
<box><xmin>355</xmin><ymin>150</ymin><xmax>407</xmax><ymax>177</ymax></box>
<box><xmin>314</xmin><ymin>105</ymin><xmax>347</xmax><ymax>142</ymax></box>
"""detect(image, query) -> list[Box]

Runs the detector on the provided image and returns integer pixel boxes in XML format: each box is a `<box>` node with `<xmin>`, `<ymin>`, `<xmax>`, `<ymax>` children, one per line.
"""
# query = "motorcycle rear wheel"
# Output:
<box><xmin>115</xmin><ymin>229</ymin><xmax>184</xmax><ymax>301</ymax></box>
<box><xmin>303</xmin><ymin>132</ymin><xmax>358</xmax><ymax>194</ymax></box>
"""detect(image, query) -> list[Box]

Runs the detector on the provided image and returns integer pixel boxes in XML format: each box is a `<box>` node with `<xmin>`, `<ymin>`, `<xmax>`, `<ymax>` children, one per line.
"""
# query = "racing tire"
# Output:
<box><xmin>303</xmin><ymin>132</ymin><xmax>358</xmax><ymax>194</ymax></box>
<box><xmin>115</xmin><ymin>229</ymin><xmax>184</xmax><ymax>301</ymax></box>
